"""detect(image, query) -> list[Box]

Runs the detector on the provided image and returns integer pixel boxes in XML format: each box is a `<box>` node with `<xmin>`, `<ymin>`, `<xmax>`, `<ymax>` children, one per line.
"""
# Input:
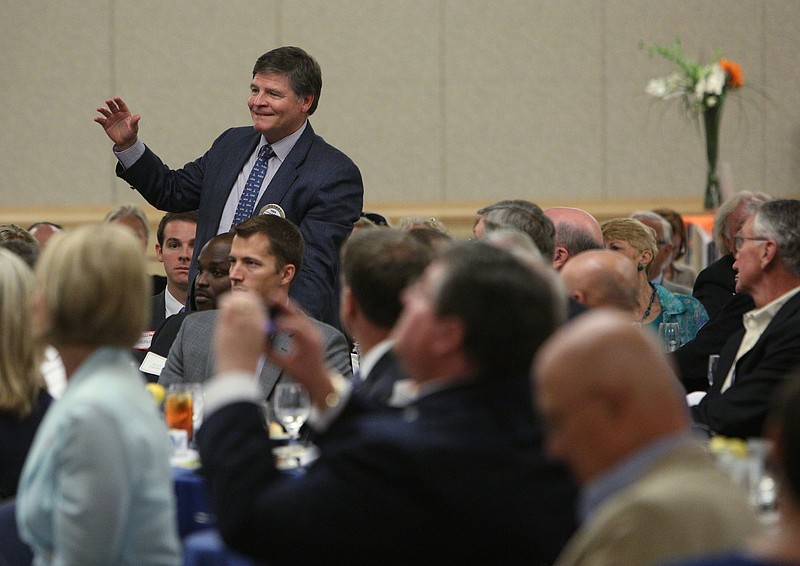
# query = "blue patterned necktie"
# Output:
<box><xmin>231</xmin><ymin>144</ymin><xmax>275</xmax><ymax>229</ymax></box>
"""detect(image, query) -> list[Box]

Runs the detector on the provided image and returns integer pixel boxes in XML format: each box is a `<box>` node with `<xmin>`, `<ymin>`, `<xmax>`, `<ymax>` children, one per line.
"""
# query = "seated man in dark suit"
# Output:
<box><xmin>197</xmin><ymin>241</ymin><xmax>578</xmax><ymax>564</ymax></box>
<box><xmin>159</xmin><ymin>215</ymin><xmax>352</xmax><ymax>401</ymax></box>
<box><xmin>692</xmin><ymin>199</ymin><xmax>800</xmax><ymax>438</ymax></box>
<box><xmin>341</xmin><ymin>229</ymin><xmax>434</xmax><ymax>405</ymax></box>
<box><xmin>693</xmin><ymin>191</ymin><xmax>771</xmax><ymax>317</ymax></box>
<box><xmin>96</xmin><ymin>46</ymin><xmax>363</xmax><ymax>329</ymax></box>
<box><xmin>148</xmin><ymin>211</ymin><xmax>198</xmax><ymax>330</ymax></box>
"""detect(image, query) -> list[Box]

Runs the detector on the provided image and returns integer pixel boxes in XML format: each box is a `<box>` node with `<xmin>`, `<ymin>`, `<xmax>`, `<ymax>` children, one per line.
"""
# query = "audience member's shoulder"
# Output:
<box><xmin>180</xmin><ymin>309</ymin><xmax>219</xmax><ymax>329</ymax></box>
<box><xmin>309</xmin><ymin>317</ymin><xmax>348</xmax><ymax>340</ymax></box>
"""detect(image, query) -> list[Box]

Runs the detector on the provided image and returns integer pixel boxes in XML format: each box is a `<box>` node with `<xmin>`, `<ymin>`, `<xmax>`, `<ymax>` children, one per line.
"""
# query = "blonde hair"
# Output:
<box><xmin>0</xmin><ymin>249</ymin><xmax>44</xmax><ymax>417</ymax></box>
<box><xmin>36</xmin><ymin>224</ymin><xmax>149</xmax><ymax>348</ymax></box>
<box><xmin>601</xmin><ymin>217</ymin><xmax>658</xmax><ymax>266</ymax></box>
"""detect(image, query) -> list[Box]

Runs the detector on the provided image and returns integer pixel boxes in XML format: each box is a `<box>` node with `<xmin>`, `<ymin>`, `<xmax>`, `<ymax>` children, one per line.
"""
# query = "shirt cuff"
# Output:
<box><xmin>114</xmin><ymin>138</ymin><xmax>146</xmax><ymax>169</ymax></box>
<box><xmin>308</xmin><ymin>372</ymin><xmax>353</xmax><ymax>433</ymax></box>
<box><xmin>203</xmin><ymin>371</ymin><xmax>260</xmax><ymax>417</ymax></box>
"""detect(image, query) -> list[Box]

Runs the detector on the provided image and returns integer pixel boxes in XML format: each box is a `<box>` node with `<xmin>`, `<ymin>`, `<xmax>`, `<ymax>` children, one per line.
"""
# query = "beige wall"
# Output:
<box><xmin>2</xmin><ymin>0</ymin><xmax>799</xmax><ymax>228</ymax></box>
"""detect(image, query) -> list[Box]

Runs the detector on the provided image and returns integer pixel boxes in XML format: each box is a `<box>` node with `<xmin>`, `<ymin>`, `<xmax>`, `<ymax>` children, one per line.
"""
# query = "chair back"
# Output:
<box><xmin>0</xmin><ymin>500</ymin><xmax>33</xmax><ymax>566</ymax></box>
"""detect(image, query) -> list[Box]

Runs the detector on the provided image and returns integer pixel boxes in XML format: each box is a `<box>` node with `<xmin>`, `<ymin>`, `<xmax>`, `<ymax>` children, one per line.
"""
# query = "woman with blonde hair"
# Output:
<box><xmin>601</xmin><ymin>217</ymin><xmax>708</xmax><ymax>345</ymax></box>
<box><xmin>16</xmin><ymin>224</ymin><xmax>180</xmax><ymax>565</ymax></box>
<box><xmin>0</xmin><ymin>249</ymin><xmax>52</xmax><ymax>500</ymax></box>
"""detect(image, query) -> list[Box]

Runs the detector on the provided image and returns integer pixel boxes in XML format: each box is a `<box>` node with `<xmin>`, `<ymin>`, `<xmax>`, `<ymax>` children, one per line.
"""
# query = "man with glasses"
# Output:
<box><xmin>692</xmin><ymin>199</ymin><xmax>800</xmax><ymax>438</ymax></box>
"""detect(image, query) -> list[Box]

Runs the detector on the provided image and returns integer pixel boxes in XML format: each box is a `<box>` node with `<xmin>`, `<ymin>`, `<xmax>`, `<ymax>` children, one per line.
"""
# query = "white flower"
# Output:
<box><xmin>646</xmin><ymin>78</ymin><xmax>668</xmax><ymax>98</ymax></box>
<box><xmin>646</xmin><ymin>73</ymin><xmax>685</xmax><ymax>99</ymax></box>
<box><xmin>695</xmin><ymin>64</ymin><xmax>726</xmax><ymax>97</ymax></box>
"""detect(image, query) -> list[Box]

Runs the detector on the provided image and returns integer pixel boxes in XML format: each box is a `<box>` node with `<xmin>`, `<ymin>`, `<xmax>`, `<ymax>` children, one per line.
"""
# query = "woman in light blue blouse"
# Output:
<box><xmin>602</xmin><ymin>218</ymin><xmax>708</xmax><ymax>344</ymax></box>
<box><xmin>16</xmin><ymin>224</ymin><xmax>180</xmax><ymax>566</ymax></box>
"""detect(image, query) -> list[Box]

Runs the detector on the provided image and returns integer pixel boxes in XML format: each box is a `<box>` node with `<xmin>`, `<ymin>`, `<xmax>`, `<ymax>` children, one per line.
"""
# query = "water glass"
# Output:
<box><xmin>707</xmin><ymin>354</ymin><xmax>720</xmax><ymax>387</ymax></box>
<box><xmin>658</xmin><ymin>322</ymin><xmax>681</xmax><ymax>352</ymax></box>
<box><xmin>273</xmin><ymin>382</ymin><xmax>311</xmax><ymax>442</ymax></box>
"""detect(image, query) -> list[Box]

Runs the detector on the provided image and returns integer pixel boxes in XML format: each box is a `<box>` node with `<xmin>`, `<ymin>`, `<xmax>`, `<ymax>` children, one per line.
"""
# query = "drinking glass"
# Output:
<box><xmin>165</xmin><ymin>384</ymin><xmax>201</xmax><ymax>442</ymax></box>
<box><xmin>273</xmin><ymin>383</ymin><xmax>311</xmax><ymax>443</ymax></box>
<box><xmin>658</xmin><ymin>322</ymin><xmax>681</xmax><ymax>352</ymax></box>
<box><xmin>707</xmin><ymin>354</ymin><xmax>720</xmax><ymax>387</ymax></box>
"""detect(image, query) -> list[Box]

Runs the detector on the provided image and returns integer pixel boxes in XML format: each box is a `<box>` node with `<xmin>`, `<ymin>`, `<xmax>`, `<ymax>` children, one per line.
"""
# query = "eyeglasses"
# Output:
<box><xmin>734</xmin><ymin>235</ymin><xmax>769</xmax><ymax>252</ymax></box>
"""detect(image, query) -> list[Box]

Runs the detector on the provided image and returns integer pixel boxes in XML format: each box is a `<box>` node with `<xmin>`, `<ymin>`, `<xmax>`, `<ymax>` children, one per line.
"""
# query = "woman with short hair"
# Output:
<box><xmin>16</xmin><ymin>224</ymin><xmax>180</xmax><ymax>566</ymax></box>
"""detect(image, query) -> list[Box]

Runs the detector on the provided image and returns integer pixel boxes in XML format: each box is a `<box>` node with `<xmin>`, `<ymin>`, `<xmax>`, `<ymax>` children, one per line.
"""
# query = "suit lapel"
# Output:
<box><xmin>713</xmin><ymin>290</ymin><xmax>800</xmax><ymax>392</ymax></box>
<box><xmin>258</xmin><ymin>331</ymin><xmax>291</xmax><ymax>399</ymax></box>
<box><xmin>207</xmin><ymin>130</ymin><xmax>261</xmax><ymax>232</ymax></box>
<box><xmin>255</xmin><ymin>123</ymin><xmax>315</xmax><ymax>214</ymax></box>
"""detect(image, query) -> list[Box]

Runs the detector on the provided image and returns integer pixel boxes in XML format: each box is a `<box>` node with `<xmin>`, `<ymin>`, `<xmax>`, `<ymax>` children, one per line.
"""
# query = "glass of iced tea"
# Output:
<box><xmin>165</xmin><ymin>384</ymin><xmax>195</xmax><ymax>441</ymax></box>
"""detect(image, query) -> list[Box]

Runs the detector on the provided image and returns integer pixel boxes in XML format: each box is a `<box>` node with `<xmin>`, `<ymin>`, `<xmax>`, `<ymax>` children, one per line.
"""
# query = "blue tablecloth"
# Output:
<box><xmin>183</xmin><ymin>529</ymin><xmax>258</xmax><ymax>566</ymax></box>
<box><xmin>173</xmin><ymin>467</ymin><xmax>216</xmax><ymax>538</ymax></box>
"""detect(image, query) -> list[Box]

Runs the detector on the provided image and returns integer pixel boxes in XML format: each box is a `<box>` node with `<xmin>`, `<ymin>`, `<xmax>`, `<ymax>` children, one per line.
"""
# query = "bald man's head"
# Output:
<box><xmin>559</xmin><ymin>250</ymin><xmax>639</xmax><ymax>314</ymax></box>
<box><xmin>544</xmin><ymin>207</ymin><xmax>604</xmax><ymax>270</ymax></box>
<box><xmin>533</xmin><ymin>310</ymin><xmax>689</xmax><ymax>484</ymax></box>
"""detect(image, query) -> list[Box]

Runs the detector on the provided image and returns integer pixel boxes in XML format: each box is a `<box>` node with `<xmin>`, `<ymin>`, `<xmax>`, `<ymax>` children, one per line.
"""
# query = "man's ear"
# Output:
<box><xmin>552</xmin><ymin>246</ymin><xmax>569</xmax><ymax>271</ymax></box>
<box><xmin>340</xmin><ymin>286</ymin><xmax>357</xmax><ymax>320</ymax></box>
<box><xmin>299</xmin><ymin>95</ymin><xmax>314</xmax><ymax>114</ymax></box>
<box><xmin>429</xmin><ymin>315</ymin><xmax>465</xmax><ymax>358</ymax></box>
<box><xmin>155</xmin><ymin>243</ymin><xmax>164</xmax><ymax>263</ymax></box>
<box><xmin>760</xmin><ymin>240</ymin><xmax>779</xmax><ymax>270</ymax></box>
<box><xmin>280</xmin><ymin>264</ymin><xmax>296</xmax><ymax>286</ymax></box>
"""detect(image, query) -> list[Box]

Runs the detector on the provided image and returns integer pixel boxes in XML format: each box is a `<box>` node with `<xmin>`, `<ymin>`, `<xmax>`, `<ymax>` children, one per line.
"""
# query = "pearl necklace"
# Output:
<box><xmin>638</xmin><ymin>283</ymin><xmax>657</xmax><ymax>323</ymax></box>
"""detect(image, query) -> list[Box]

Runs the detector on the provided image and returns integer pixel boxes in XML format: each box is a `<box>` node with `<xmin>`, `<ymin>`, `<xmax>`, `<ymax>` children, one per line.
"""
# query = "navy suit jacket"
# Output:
<box><xmin>693</xmin><ymin>254</ymin><xmax>736</xmax><ymax>318</ymax></box>
<box><xmin>691</xmin><ymin>290</ymin><xmax>800</xmax><ymax>438</ymax></box>
<box><xmin>353</xmin><ymin>348</ymin><xmax>405</xmax><ymax>406</ymax></box>
<box><xmin>673</xmin><ymin>292</ymin><xmax>755</xmax><ymax>393</ymax></box>
<box><xmin>197</xmin><ymin>375</ymin><xmax>578</xmax><ymax>565</ymax></box>
<box><xmin>118</xmin><ymin>123</ymin><xmax>363</xmax><ymax>328</ymax></box>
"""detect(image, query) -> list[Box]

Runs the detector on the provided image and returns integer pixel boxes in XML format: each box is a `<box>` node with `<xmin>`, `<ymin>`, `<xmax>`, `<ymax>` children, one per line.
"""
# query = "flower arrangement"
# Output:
<box><xmin>643</xmin><ymin>40</ymin><xmax>744</xmax><ymax>209</ymax></box>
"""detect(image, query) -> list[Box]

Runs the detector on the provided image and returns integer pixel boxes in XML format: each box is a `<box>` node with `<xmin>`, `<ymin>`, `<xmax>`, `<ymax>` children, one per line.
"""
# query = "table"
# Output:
<box><xmin>182</xmin><ymin>529</ymin><xmax>259</xmax><ymax>566</ymax></box>
<box><xmin>173</xmin><ymin>467</ymin><xmax>216</xmax><ymax>538</ymax></box>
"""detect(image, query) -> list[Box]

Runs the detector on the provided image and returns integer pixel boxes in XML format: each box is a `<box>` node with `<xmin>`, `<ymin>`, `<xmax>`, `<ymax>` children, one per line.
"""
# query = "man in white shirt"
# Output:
<box><xmin>693</xmin><ymin>199</ymin><xmax>800</xmax><ymax>438</ymax></box>
<box><xmin>150</xmin><ymin>211</ymin><xmax>198</xmax><ymax>329</ymax></box>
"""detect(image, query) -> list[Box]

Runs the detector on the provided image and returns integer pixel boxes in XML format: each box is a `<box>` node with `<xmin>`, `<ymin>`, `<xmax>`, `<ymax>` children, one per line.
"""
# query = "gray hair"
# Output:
<box><xmin>713</xmin><ymin>191</ymin><xmax>772</xmax><ymax>255</ymax></box>
<box><xmin>478</xmin><ymin>200</ymin><xmax>555</xmax><ymax>260</ymax></box>
<box><xmin>752</xmin><ymin>199</ymin><xmax>800</xmax><ymax>278</ymax></box>
<box><xmin>630</xmin><ymin>211</ymin><xmax>672</xmax><ymax>242</ymax></box>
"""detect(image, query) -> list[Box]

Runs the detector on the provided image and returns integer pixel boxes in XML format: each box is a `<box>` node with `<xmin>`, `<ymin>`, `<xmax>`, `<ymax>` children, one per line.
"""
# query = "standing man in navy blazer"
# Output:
<box><xmin>95</xmin><ymin>46</ymin><xmax>364</xmax><ymax>328</ymax></box>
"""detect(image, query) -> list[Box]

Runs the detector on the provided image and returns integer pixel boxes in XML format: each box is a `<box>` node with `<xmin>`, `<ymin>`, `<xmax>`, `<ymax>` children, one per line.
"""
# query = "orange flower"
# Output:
<box><xmin>720</xmin><ymin>58</ymin><xmax>744</xmax><ymax>89</ymax></box>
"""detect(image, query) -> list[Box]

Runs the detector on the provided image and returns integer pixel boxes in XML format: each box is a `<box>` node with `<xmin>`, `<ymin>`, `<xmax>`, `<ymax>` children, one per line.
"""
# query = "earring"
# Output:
<box><xmin>637</xmin><ymin>263</ymin><xmax>645</xmax><ymax>272</ymax></box>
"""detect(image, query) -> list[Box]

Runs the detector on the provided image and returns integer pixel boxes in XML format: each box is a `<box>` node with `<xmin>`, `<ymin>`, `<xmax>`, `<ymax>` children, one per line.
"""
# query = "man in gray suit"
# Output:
<box><xmin>159</xmin><ymin>215</ymin><xmax>352</xmax><ymax>400</ymax></box>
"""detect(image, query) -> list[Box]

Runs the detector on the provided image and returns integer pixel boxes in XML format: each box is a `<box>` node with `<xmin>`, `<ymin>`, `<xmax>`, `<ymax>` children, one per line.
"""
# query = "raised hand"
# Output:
<box><xmin>94</xmin><ymin>97</ymin><xmax>141</xmax><ymax>150</ymax></box>
<box><xmin>264</xmin><ymin>297</ymin><xmax>336</xmax><ymax>409</ymax></box>
<box><xmin>214</xmin><ymin>292</ymin><xmax>268</xmax><ymax>375</ymax></box>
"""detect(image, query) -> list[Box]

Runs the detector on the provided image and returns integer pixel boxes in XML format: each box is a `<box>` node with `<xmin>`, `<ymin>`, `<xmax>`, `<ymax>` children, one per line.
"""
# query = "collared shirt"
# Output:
<box><xmin>217</xmin><ymin>122</ymin><xmax>307</xmax><ymax>232</ymax></box>
<box><xmin>579</xmin><ymin>433</ymin><xmax>690</xmax><ymax>523</ymax></box>
<box><xmin>164</xmin><ymin>287</ymin><xmax>184</xmax><ymax>318</ymax></box>
<box><xmin>113</xmin><ymin>121</ymin><xmax>307</xmax><ymax>233</ymax></box>
<box><xmin>720</xmin><ymin>285</ymin><xmax>800</xmax><ymax>392</ymax></box>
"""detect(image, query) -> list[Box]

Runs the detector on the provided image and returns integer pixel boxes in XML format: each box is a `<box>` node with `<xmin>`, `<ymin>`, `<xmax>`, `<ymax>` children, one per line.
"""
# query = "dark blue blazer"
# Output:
<box><xmin>118</xmin><ymin>123</ymin><xmax>363</xmax><ymax>328</ymax></box>
<box><xmin>691</xmin><ymin>290</ymin><xmax>800</xmax><ymax>438</ymax></box>
<box><xmin>693</xmin><ymin>254</ymin><xmax>736</xmax><ymax>318</ymax></box>
<box><xmin>197</xmin><ymin>375</ymin><xmax>578</xmax><ymax>565</ymax></box>
<box><xmin>353</xmin><ymin>348</ymin><xmax>405</xmax><ymax>406</ymax></box>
